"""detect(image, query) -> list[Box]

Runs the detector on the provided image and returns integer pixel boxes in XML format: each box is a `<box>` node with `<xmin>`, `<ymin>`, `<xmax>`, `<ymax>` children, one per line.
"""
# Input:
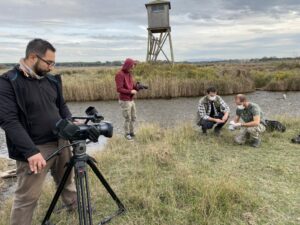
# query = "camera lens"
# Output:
<box><xmin>96</xmin><ymin>122</ymin><xmax>113</xmax><ymax>138</ymax></box>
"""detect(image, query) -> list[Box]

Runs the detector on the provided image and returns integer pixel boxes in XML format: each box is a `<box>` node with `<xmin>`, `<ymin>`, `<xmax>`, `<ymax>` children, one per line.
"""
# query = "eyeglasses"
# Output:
<box><xmin>36</xmin><ymin>55</ymin><xmax>56</xmax><ymax>67</ymax></box>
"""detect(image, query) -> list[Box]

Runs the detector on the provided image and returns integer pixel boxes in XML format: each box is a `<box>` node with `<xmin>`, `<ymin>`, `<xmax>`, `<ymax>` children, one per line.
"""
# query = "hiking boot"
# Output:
<box><xmin>250</xmin><ymin>138</ymin><xmax>261</xmax><ymax>148</ymax></box>
<box><xmin>66</xmin><ymin>201</ymin><xmax>78</xmax><ymax>212</ymax></box>
<box><xmin>214</xmin><ymin>127</ymin><xmax>221</xmax><ymax>136</ymax></box>
<box><xmin>291</xmin><ymin>135</ymin><xmax>300</xmax><ymax>144</ymax></box>
<box><xmin>130</xmin><ymin>133</ymin><xmax>136</xmax><ymax>138</ymax></box>
<box><xmin>54</xmin><ymin>201</ymin><xmax>77</xmax><ymax>214</ymax></box>
<box><xmin>125</xmin><ymin>134</ymin><xmax>134</xmax><ymax>141</ymax></box>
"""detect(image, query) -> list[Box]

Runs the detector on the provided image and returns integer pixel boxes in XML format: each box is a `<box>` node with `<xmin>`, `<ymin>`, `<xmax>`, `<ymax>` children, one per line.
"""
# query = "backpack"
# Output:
<box><xmin>265</xmin><ymin>120</ymin><xmax>286</xmax><ymax>132</ymax></box>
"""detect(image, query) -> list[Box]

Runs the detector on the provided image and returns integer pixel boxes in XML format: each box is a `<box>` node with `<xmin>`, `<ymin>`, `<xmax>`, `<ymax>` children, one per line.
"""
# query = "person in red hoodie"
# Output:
<box><xmin>115</xmin><ymin>58</ymin><xmax>139</xmax><ymax>140</ymax></box>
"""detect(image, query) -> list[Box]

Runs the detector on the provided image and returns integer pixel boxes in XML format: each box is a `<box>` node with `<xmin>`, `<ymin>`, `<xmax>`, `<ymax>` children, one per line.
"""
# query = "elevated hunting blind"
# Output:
<box><xmin>145</xmin><ymin>0</ymin><xmax>174</xmax><ymax>64</ymax></box>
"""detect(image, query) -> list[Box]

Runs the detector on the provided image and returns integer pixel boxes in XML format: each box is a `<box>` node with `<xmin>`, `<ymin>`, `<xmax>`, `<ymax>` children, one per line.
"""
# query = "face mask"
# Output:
<box><xmin>237</xmin><ymin>105</ymin><xmax>245</xmax><ymax>110</ymax></box>
<box><xmin>208</xmin><ymin>96</ymin><xmax>217</xmax><ymax>101</ymax></box>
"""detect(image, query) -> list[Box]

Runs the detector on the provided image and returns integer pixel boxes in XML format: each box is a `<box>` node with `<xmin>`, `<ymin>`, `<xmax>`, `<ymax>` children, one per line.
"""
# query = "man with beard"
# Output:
<box><xmin>0</xmin><ymin>39</ymin><xmax>77</xmax><ymax>225</ymax></box>
<box><xmin>231</xmin><ymin>94</ymin><xmax>266</xmax><ymax>148</ymax></box>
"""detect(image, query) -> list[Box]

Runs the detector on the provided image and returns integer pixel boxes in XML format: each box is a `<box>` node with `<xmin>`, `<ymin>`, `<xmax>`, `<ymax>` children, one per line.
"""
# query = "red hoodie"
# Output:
<box><xmin>115</xmin><ymin>58</ymin><xmax>138</xmax><ymax>101</ymax></box>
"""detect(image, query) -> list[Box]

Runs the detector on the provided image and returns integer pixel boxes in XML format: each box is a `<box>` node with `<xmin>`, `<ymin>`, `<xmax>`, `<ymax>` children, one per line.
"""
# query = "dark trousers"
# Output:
<box><xmin>200</xmin><ymin>112</ymin><xmax>227</xmax><ymax>133</ymax></box>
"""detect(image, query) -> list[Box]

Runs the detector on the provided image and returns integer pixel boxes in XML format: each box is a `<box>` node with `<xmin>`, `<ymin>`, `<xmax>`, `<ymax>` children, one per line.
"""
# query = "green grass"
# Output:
<box><xmin>0</xmin><ymin>118</ymin><xmax>299</xmax><ymax>225</ymax></box>
<box><xmin>251</xmin><ymin>69</ymin><xmax>300</xmax><ymax>91</ymax></box>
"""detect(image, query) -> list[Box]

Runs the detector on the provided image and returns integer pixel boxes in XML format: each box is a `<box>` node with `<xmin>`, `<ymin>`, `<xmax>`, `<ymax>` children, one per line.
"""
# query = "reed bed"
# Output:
<box><xmin>59</xmin><ymin>64</ymin><xmax>256</xmax><ymax>101</ymax></box>
<box><xmin>1</xmin><ymin>62</ymin><xmax>300</xmax><ymax>102</ymax></box>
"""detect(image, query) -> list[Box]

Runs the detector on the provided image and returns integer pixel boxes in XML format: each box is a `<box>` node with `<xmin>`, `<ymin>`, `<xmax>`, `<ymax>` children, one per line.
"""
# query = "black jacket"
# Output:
<box><xmin>0</xmin><ymin>66</ymin><xmax>71</xmax><ymax>161</ymax></box>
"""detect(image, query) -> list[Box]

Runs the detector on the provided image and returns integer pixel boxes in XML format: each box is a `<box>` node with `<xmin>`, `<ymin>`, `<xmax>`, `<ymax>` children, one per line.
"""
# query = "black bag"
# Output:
<box><xmin>265</xmin><ymin>120</ymin><xmax>286</xmax><ymax>132</ymax></box>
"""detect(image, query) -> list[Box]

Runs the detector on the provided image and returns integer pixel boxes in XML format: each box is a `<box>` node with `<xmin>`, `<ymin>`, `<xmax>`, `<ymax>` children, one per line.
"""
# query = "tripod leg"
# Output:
<box><xmin>84</xmin><ymin>170</ymin><xmax>93</xmax><ymax>224</ymax></box>
<box><xmin>75</xmin><ymin>171</ymin><xmax>84</xmax><ymax>225</ymax></box>
<box><xmin>87</xmin><ymin>158</ymin><xmax>125</xmax><ymax>211</ymax></box>
<box><xmin>79</xmin><ymin>172</ymin><xmax>89</xmax><ymax>224</ymax></box>
<box><xmin>42</xmin><ymin>159</ymin><xmax>75</xmax><ymax>225</ymax></box>
<box><xmin>75</xmin><ymin>161</ymin><xmax>94</xmax><ymax>225</ymax></box>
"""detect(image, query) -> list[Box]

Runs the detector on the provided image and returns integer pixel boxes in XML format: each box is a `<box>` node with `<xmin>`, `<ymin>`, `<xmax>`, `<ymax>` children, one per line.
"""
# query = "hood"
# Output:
<box><xmin>122</xmin><ymin>58</ymin><xmax>136</xmax><ymax>73</ymax></box>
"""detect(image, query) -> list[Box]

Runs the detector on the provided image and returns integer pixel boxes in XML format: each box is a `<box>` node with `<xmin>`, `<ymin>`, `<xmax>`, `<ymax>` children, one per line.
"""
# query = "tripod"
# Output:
<box><xmin>41</xmin><ymin>140</ymin><xmax>125</xmax><ymax>225</ymax></box>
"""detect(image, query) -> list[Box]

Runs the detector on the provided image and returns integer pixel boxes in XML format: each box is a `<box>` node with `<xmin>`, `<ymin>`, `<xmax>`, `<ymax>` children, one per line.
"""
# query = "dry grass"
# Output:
<box><xmin>58</xmin><ymin>63</ymin><xmax>300</xmax><ymax>101</ymax></box>
<box><xmin>58</xmin><ymin>64</ymin><xmax>255</xmax><ymax>101</ymax></box>
<box><xmin>0</xmin><ymin>118</ymin><xmax>299</xmax><ymax>224</ymax></box>
<box><xmin>0</xmin><ymin>158</ymin><xmax>9</xmax><ymax>190</ymax></box>
<box><xmin>1</xmin><ymin>62</ymin><xmax>300</xmax><ymax>101</ymax></box>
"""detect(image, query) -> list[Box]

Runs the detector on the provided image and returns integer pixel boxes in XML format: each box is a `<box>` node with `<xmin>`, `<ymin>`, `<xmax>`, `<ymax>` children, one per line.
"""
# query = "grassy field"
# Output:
<box><xmin>1</xmin><ymin>61</ymin><xmax>300</xmax><ymax>101</ymax></box>
<box><xmin>0</xmin><ymin>118</ymin><xmax>299</xmax><ymax>225</ymax></box>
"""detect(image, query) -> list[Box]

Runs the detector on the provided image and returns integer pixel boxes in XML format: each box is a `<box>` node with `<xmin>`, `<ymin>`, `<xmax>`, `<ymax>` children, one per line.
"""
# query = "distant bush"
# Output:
<box><xmin>276</xmin><ymin>61</ymin><xmax>300</xmax><ymax>70</ymax></box>
<box><xmin>251</xmin><ymin>71</ymin><xmax>274</xmax><ymax>88</ymax></box>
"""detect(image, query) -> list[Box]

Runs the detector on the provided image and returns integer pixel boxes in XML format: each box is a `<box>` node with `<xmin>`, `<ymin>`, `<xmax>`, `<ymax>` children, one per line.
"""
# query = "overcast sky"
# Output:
<box><xmin>0</xmin><ymin>0</ymin><xmax>300</xmax><ymax>62</ymax></box>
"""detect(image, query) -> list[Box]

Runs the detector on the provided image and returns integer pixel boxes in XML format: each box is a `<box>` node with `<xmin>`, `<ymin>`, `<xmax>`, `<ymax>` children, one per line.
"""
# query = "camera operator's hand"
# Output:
<box><xmin>27</xmin><ymin>153</ymin><xmax>46</xmax><ymax>174</ymax></box>
<box><xmin>73</xmin><ymin>119</ymin><xmax>85</xmax><ymax>125</ymax></box>
<box><xmin>131</xmin><ymin>90</ymin><xmax>137</xmax><ymax>95</ymax></box>
<box><xmin>88</xmin><ymin>126</ymin><xmax>101</xmax><ymax>142</ymax></box>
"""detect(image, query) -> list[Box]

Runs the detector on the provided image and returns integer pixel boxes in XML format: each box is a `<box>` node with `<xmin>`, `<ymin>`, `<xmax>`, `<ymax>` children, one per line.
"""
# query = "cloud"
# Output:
<box><xmin>0</xmin><ymin>0</ymin><xmax>300</xmax><ymax>62</ymax></box>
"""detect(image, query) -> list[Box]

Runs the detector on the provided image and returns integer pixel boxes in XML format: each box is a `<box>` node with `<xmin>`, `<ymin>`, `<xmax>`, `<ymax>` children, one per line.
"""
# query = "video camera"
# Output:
<box><xmin>43</xmin><ymin>107</ymin><xmax>125</xmax><ymax>225</ymax></box>
<box><xmin>56</xmin><ymin>106</ymin><xmax>113</xmax><ymax>142</ymax></box>
<box><xmin>136</xmin><ymin>82</ymin><xmax>148</xmax><ymax>90</ymax></box>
